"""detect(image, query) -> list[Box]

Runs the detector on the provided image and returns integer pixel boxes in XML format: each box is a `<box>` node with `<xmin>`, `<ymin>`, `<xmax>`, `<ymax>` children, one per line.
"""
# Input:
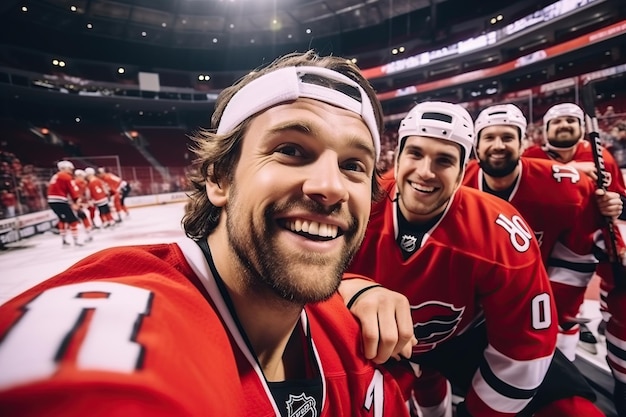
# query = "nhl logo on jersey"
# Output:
<box><xmin>401</xmin><ymin>234</ymin><xmax>418</xmax><ymax>253</ymax></box>
<box><xmin>286</xmin><ymin>393</ymin><xmax>317</xmax><ymax>417</ymax></box>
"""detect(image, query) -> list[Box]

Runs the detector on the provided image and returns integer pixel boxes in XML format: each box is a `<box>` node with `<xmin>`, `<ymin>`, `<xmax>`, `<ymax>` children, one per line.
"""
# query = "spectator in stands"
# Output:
<box><xmin>19</xmin><ymin>165</ymin><xmax>44</xmax><ymax>213</ymax></box>
<box><xmin>0</xmin><ymin>189</ymin><xmax>17</xmax><ymax>218</ymax></box>
<box><xmin>608</xmin><ymin>122</ymin><xmax>626</xmax><ymax>169</ymax></box>
<box><xmin>604</xmin><ymin>105</ymin><xmax>617</xmax><ymax>125</ymax></box>
<box><xmin>0</xmin><ymin>162</ymin><xmax>13</xmax><ymax>192</ymax></box>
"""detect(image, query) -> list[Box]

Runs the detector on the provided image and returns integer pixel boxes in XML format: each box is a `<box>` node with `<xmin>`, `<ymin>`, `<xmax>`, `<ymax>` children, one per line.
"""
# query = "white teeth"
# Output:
<box><xmin>412</xmin><ymin>183</ymin><xmax>435</xmax><ymax>193</ymax></box>
<box><xmin>285</xmin><ymin>220</ymin><xmax>338</xmax><ymax>238</ymax></box>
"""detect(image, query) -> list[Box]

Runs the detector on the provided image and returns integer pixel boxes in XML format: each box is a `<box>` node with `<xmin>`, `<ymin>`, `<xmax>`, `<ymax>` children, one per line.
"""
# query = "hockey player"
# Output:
<box><xmin>0</xmin><ymin>51</ymin><xmax>411</xmax><ymax>417</ymax></box>
<box><xmin>340</xmin><ymin>101</ymin><xmax>605</xmax><ymax>417</ymax></box>
<box><xmin>463</xmin><ymin>103</ymin><xmax>622</xmax><ymax>362</ymax></box>
<box><xmin>97</xmin><ymin>167</ymin><xmax>129</xmax><ymax>220</ymax></box>
<box><xmin>524</xmin><ymin>102</ymin><xmax>626</xmax><ymax>415</ymax></box>
<box><xmin>46</xmin><ymin>160</ymin><xmax>83</xmax><ymax>247</ymax></box>
<box><xmin>84</xmin><ymin>167</ymin><xmax>117</xmax><ymax>229</ymax></box>
<box><xmin>72</xmin><ymin>169</ymin><xmax>93</xmax><ymax>243</ymax></box>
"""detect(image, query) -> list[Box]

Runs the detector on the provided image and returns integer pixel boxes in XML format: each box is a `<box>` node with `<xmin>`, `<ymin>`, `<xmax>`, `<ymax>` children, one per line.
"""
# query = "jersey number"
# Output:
<box><xmin>551</xmin><ymin>165</ymin><xmax>581</xmax><ymax>183</ymax></box>
<box><xmin>495</xmin><ymin>214</ymin><xmax>533</xmax><ymax>252</ymax></box>
<box><xmin>364</xmin><ymin>369</ymin><xmax>384</xmax><ymax>417</ymax></box>
<box><xmin>0</xmin><ymin>282</ymin><xmax>151</xmax><ymax>390</ymax></box>
<box><xmin>531</xmin><ymin>292</ymin><xmax>552</xmax><ymax>330</ymax></box>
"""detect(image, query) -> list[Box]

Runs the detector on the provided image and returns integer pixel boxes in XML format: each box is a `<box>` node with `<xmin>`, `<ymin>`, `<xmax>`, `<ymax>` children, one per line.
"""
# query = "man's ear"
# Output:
<box><xmin>205</xmin><ymin>167</ymin><xmax>228</xmax><ymax>207</ymax></box>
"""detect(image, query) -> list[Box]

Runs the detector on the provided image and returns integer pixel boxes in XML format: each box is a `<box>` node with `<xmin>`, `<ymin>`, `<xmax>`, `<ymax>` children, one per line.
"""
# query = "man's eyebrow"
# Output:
<box><xmin>266</xmin><ymin>120</ymin><xmax>376</xmax><ymax>160</ymax></box>
<box><xmin>266</xmin><ymin>120</ymin><xmax>313</xmax><ymax>136</ymax></box>
<box><xmin>405</xmin><ymin>144</ymin><xmax>458</xmax><ymax>161</ymax></box>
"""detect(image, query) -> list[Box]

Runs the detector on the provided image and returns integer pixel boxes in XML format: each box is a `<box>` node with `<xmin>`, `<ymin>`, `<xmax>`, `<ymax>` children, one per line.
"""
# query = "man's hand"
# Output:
<box><xmin>339</xmin><ymin>278</ymin><xmax>416</xmax><ymax>364</ymax></box>
<box><xmin>596</xmin><ymin>188</ymin><xmax>623</xmax><ymax>220</ymax></box>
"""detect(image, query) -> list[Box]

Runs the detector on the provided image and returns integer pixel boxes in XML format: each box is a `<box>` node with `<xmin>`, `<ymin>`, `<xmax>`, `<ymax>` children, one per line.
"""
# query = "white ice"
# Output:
<box><xmin>0</xmin><ymin>201</ymin><xmax>187</xmax><ymax>306</ymax></box>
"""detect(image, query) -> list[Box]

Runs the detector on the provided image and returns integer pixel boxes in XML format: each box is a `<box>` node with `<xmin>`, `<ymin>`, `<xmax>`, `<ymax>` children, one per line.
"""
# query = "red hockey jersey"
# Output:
<box><xmin>87</xmin><ymin>177</ymin><xmax>109</xmax><ymax>206</ymax></box>
<box><xmin>464</xmin><ymin>158</ymin><xmax>601</xmax><ymax>277</ymax></box>
<box><xmin>523</xmin><ymin>142</ymin><xmax>626</xmax><ymax>289</ymax></box>
<box><xmin>523</xmin><ymin>141</ymin><xmax>626</xmax><ymax>195</ymax></box>
<box><xmin>0</xmin><ymin>238</ymin><xmax>409</xmax><ymax>417</ymax></box>
<box><xmin>46</xmin><ymin>171</ymin><xmax>80</xmax><ymax>204</ymax></box>
<box><xmin>345</xmin><ymin>177</ymin><xmax>557</xmax><ymax>417</ymax></box>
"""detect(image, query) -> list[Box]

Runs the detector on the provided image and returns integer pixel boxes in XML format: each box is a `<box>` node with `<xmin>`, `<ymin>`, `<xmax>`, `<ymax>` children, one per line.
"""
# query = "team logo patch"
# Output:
<box><xmin>411</xmin><ymin>301</ymin><xmax>465</xmax><ymax>353</ymax></box>
<box><xmin>401</xmin><ymin>234</ymin><xmax>418</xmax><ymax>253</ymax></box>
<box><xmin>286</xmin><ymin>393</ymin><xmax>317</xmax><ymax>417</ymax></box>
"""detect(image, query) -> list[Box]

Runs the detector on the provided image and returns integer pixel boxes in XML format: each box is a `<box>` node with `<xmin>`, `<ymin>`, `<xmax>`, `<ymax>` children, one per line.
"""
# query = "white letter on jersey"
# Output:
<box><xmin>364</xmin><ymin>369</ymin><xmax>384</xmax><ymax>417</ymax></box>
<box><xmin>551</xmin><ymin>165</ymin><xmax>580</xmax><ymax>183</ymax></box>
<box><xmin>495</xmin><ymin>214</ymin><xmax>533</xmax><ymax>252</ymax></box>
<box><xmin>0</xmin><ymin>282</ymin><xmax>151</xmax><ymax>390</ymax></box>
<box><xmin>531</xmin><ymin>293</ymin><xmax>552</xmax><ymax>330</ymax></box>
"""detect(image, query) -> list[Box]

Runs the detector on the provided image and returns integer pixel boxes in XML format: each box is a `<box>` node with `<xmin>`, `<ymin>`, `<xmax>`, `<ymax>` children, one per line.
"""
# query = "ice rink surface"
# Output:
<box><xmin>0</xmin><ymin>201</ymin><xmax>187</xmax><ymax>305</ymax></box>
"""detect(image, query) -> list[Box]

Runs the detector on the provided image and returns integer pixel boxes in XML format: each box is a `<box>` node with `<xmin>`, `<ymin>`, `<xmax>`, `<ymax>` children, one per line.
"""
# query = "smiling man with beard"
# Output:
<box><xmin>0</xmin><ymin>51</ymin><xmax>412</xmax><ymax>417</ymax></box>
<box><xmin>464</xmin><ymin>104</ymin><xmax>620</xmax><ymax>364</ymax></box>
<box><xmin>524</xmin><ymin>102</ymin><xmax>626</xmax><ymax>416</ymax></box>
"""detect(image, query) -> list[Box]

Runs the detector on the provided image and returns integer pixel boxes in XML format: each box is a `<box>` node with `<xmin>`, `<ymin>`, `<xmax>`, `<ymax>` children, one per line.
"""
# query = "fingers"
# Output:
<box><xmin>350</xmin><ymin>288</ymin><xmax>416</xmax><ymax>364</ymax></box>
<box><xmin>596</xmin><ymin>190</ymin><xmax>623</xmax><ymax>218</ymax></box>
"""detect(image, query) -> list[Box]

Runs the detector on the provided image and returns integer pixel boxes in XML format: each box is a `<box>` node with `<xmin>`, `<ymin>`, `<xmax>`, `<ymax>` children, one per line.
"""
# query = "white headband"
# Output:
<box><xmin>216</xmin><ymin>66</ymin><xmax>381</xmax><ymax>160</ymax></box>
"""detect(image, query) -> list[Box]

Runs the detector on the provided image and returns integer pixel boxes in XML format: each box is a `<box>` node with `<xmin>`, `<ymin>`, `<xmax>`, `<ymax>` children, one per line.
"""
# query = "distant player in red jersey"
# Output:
<box><xmin>97</xmin><ymin>167</ymin><xmax>129</xmax><ymax>221</ymax></box>
<box><xmin>84</xmin><ymin>167</ymin><xmax>117</xmax><ymax>229</ymax></box>
<box><xmin>340</xmin><ymin>101</ymin><xmax>605</xmax><ymax>417</ymax></box>
<box><xmin>0</xmin><ymin>51</ymin><xmax>410</xmax><ymax>417</ymax></box>
<box><xmin>464</xmin><ymin>103</ymin><xmax>622</xmax><ymax>363</ymax></box>
<box><xmin>72</xmin><ymin>169</ymin><xmax>94</xmax><ymax>242</ymax></box>
<box><xmin>524</xmin><ymin>102</ymin><xmax>626</xmax><ymax>415</ymax></box>
<box><xmin>46</xmin><ymin>160</ymin><xmax>83</xmax><ymax>247</ymax></box>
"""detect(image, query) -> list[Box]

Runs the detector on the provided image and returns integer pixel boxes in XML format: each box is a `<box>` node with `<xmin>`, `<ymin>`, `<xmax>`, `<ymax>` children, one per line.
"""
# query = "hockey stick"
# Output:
<box><xmin>580</xmin><ymin>81</ymin><xmax>626</xmax><ymax>290</ymax></box>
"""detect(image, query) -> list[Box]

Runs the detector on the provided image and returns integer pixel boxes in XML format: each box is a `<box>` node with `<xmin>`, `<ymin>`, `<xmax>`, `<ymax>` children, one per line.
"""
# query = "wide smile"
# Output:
<box><xmin>281</xmin><ymin>218</ymin><xmax>342</xmax><ymax>242</ymax></box>
<box><xmin>409</xmin><ymin>180</ymin><xmax>438</xmax><ymax>194</ymax></box>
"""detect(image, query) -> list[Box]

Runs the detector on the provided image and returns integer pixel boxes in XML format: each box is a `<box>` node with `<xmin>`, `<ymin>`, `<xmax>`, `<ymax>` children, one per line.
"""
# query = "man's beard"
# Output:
<box><xmin>478</xmin><ymin>155</ymin><xmax>518</xmax><ymax>178</ymax></box>
<box><xmin>548</xmin><ymin>138</ymin><xmax>579</xmax><ymax>149</ymax></box>
<box><xmin>226</xmin><ymin>187</ymin><xmax>361</xmax><ymax>305</ymax></box>
<box><xmin>548</xmin><ymin>128</ymin><xmax>579</xmax><ymax>149</ymax></box>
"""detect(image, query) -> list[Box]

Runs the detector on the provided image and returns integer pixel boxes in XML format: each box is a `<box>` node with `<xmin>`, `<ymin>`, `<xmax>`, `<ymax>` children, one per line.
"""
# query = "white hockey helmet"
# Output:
<box><xmin>57</xmin><ymin>160</ymin><xmax>75</xmax><ymax>171</ymax></box>
<box><xmin>543</xmin><ymin>102</ymin><xmax>586</xmax><ymax>141</ymax></box>
<box><xmin>475</xmin><ymin>103</ymin><xmax>527</xmax><ymax>143</ymax></box>
<box><xmin>74</xmin><ymin>169</ymin><xmax>86</xmax><ymax>177</ymax></box>
<box><xmin>398</xmin><ymin>101</ymin><xmax>474</xmax><ymax>165</ymax></box>
<box><xmin>84</xmin><ymin>167</ymin><xmax>96</xmax><ymax>176</ymax></box>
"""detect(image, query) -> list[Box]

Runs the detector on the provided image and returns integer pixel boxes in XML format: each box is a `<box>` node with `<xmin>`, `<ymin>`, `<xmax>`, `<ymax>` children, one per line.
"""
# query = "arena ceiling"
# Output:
<box><xmin>0</xmin><ymin>0</ymin><xmax>548</xmax><ymax>71</ymax></box>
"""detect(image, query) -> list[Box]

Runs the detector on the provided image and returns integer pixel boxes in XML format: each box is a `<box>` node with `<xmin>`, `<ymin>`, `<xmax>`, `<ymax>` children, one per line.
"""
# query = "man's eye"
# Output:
<box><xmin>276</xmin><ymin>144</ymin><xmax>304</xmax><ymax>157</ymax></box>
<box><xmin>342</xmin><ymin>160</ymin><xmax>366</xmax><ymax>172</ymax></box>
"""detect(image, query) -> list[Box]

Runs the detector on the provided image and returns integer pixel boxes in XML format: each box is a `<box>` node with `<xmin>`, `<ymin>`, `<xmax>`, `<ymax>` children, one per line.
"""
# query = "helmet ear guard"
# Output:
<box><xmin>397</xmin><ymin>101</ymin><xmax>474</xmax><ymax>167</ymax></box>
<box><xmin>474</xmin><ymin>104</ymin><xmax>527</xmax><ymax>144</ymax></box>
